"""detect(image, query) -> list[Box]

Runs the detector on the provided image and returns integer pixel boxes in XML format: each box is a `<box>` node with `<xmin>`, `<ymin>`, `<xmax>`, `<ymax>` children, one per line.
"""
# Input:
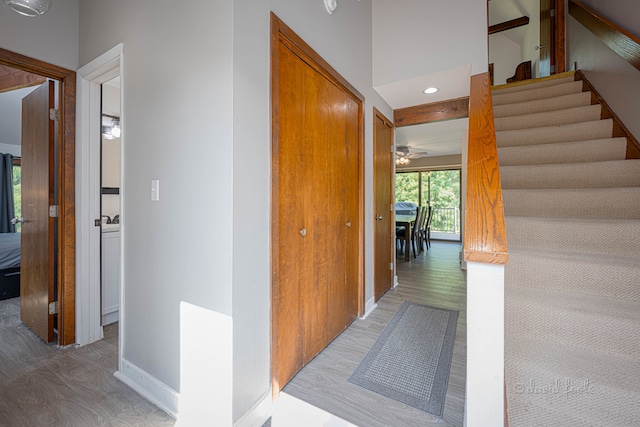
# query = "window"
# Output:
<box><xmin>396</xmin><ymin>169</ymin><xmax>461</xmax><ymax>238</ymax></box>
<box><xmin>12</xmin><ymin>158</ymin><xmax>21</xmax><ymax>232</ymax></box>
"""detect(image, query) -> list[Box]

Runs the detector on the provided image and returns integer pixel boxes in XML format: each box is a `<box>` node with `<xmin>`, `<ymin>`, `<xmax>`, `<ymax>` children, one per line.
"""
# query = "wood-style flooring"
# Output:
<box><xmin>0</xmin><ymin>297</ymin><xmax>175</xmax><ymax>426</ymax></box>
<box><xmin>283</xmin><ymin>241</ymin><xmax>467</xmax><ymax>427</ymax></box>
<box><xmin>0</xmin><ymin>241</ymin><xmax>465</xmax><ymax>426</ymax></box>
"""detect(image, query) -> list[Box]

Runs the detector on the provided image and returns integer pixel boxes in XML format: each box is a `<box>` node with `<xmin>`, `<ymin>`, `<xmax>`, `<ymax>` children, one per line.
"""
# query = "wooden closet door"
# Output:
<box><xmin>274</xmin><ymin>41</ymin><xmax>309</xmax><ymax>385</ymax></box>
<box><xmin>271</xmin><ymin>13</ymin><xmax>363</xmax><ymax>392</ymax></box>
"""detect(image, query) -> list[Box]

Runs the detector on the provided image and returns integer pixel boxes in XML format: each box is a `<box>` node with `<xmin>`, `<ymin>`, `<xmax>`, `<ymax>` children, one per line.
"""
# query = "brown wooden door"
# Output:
<box><xmin>272</xmin><ymin>15</ymin><xmax>363</xmax><ymax>392</ymax></box>
<box><xmin>539</xmin><ymin>0</ymin><xmax>555</xmax><ymax>77</ymax></box>
<box><xmin>20</xmin><ymin>81</ymin><xmax>55</xmax><ymax>343</ymax></box>
<box><xmin>373</xmin><ymin>110</ymin><xmax>394</xmax><ymax>301</ymax></box>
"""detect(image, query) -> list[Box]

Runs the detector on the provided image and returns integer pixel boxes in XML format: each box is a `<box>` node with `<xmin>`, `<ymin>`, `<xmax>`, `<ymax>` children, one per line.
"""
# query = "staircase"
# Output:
<box><xmin>493</xmin><ymin>73</ymin><xmax>640</xmax><ymax>426</ymax></box>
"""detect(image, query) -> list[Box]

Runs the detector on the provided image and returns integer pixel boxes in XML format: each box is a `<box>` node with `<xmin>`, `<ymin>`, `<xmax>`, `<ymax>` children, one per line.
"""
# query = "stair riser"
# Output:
<box><xmin>493</xmin><ymin>91</ymin><xmax>592</xmax><ymax>118</ymax></box>
<box><xmin>503</xmin><ymin>188</ymin><xmax>640</xmax><ymax>219</ymax></box>
<box><xmin>500</xmin><ymin>161</ymin><xmax>640</xmax><ymax>189</ymax></box>
<box><xmin>505</xmin><ymin>352</ymin><xmax>640</xmax><ymax>426</ymax></box>
<box><xmin>492</xmin><ymin>75</ymin><xmax>576</xmax><ymax>95</ymax></box>
<box><xmin>495</xmin><ymin>105</ymin><xmax>602</xmax><ymax>132</ymax></box>
<box><xmin>497</xmin><ymin>119</ymin><xmax>613</xmax><ymax>148</ymax></box>
<box><xmin>498</xmin><ymin>138</ymin><xmax>627</xmax><ymax>166</ymax></box>
<box><xmin>493</xmin><ymin>81</ymin><xmax>584</xmax><ymax>106</ymax></box>
<box><xmin>505</xmin><ymin>252</ymin><xmax>640</xmax><ymax>302</ymax></box>
<box><xmin>505</xmin><ymin>218</ymin><xmax>640</xmax><ymax>256</ymax></box>
<box><xmin>506</xmin><ymin>291</ymin><xmax>640</xmax><ymax>358</ymax></box>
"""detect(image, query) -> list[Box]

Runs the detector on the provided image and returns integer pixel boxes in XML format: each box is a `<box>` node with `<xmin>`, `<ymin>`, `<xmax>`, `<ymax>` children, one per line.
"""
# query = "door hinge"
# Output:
<box><xmin>49</xmin><ymin>108</ymin><xmax>60</xmax><ymax>122</ymax></box>
<box><xmin>390</xmin><ymin>203</ymin><xmax>394</xmax><ymax>212</ymax></box>
<box><xmin>49</xmin><ymin>205</ymin><xmax>59</xmax><ymax>218</ymax></box>
<box><xmin>390</xmin><ymin>145</ymin><xmax>395</xmax><ymax>153</ymax></box>
<box><xmin>49</xmin><ymin>301</ymin><xmax>58</xmax><ymax>315</ymax></box>
<box><xmin>389</xmin><ymin>262</ymin><xmax>394</xmax><ymax>271</ymax></box>
<box><xmin>550</xmin><ymin>8</ymin><xmax>555</xmax><ymax>17</ymax></box>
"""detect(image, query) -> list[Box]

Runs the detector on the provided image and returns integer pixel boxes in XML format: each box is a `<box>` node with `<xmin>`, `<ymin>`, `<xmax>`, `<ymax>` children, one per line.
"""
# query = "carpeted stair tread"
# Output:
<box><xmin>505</xmin><ymin>335</ymin><xmax>640</xmax><ymax>427</ymax></box>
<box><xmin>505</xmin><ymin>216</ymin><xmax>640</xmax><ymax>256</ymax></box>
<box><xmin>495</xmin><ymin>104</ymin><xmax>602</xmax><ymax>132</ymax></box>
<box><xmin>492</xmin><ymin>81</ymin><xmax>583</xmax><ymax>106</ymax></box>
<box><xmin>502</xmin><ymin>187</ymin><xmax>640</xmax><ymax>218</ymax></box>
<box><xmin>506</xmin><ymin>248</ymin><xmax>640</xmax><ymax>302</ymax></box>
<box><xmin>493</xmin><ymin>91</ymin><xmax>592</xmax><ymax>118</ymax></box>
<box><xmin>500</xmin><ymin>159</ymin><xmax>640</xmax><ymax>189</ymax></box>
<box><xmin>498</xmin><ymin>137</ymin><xmax>627</xmax><ymax>166</ymax></box>
<box><xmin>492</xmin><ymin>75</ymin><xmax>576</xmax><ymax>95</ymax></box>
<box><xmin>506</xmin><ymin>285</ymin><xmax>640</xmax><ymax>358</ymax></box>
<box><xmin>496</xmin><ymin>119</ymin><xmax>613</xmax><ymax>147</ymax></box>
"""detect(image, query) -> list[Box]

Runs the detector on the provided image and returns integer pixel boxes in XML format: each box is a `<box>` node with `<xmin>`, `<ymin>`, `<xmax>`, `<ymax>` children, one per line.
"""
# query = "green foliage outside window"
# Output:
<box><xmin>395</xmin><ymin>169</ymin><xmax>461</xmax><ymax>234</ymax></box>
<box><xmin>12</xmin><ymin>165</ymin><xmax>21</xmax><ymax>232</ymax></box>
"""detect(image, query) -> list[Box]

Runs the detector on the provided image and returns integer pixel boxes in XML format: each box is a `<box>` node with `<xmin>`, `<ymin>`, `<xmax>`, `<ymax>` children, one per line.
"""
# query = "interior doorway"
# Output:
<box><xmin>100</xmin><ymin>77</ymin><xmax>121</xmax><ymax>328</ymax></box>
<box><xmin>0</xmin><ymin>47</ymin><xmax>76</xmax><ymax>346</ymax></box>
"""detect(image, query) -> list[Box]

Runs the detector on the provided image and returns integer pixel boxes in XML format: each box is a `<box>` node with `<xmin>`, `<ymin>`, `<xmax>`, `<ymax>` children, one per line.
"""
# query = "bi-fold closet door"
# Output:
<box><xmin>271</xmin><ymin>14</ymin><xmax>362</xmax><ymax>392</ymax></box>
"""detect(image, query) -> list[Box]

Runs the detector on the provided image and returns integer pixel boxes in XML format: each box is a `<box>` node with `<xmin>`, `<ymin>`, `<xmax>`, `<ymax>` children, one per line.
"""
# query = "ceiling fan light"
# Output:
<box><xmin>4</xmin><ymin>0</ymin><xmax>51</xmax><ymax>16</ymax></box>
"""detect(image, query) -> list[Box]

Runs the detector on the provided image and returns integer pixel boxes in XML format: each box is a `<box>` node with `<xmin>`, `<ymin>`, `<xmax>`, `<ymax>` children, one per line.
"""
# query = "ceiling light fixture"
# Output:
<box><xmin>423</xmin><ymin>87</ymin><xmax>438</xmax><ymax>94</ymax></box>
<box><xmin>324</xmin><ymin>0</ymin><xmax>337</xmax><ymax>14</ymax></box>
<box><xmin>4</xmin><ymin>0</ymin><xmax>51</xmax><ymax>17</ymax></box>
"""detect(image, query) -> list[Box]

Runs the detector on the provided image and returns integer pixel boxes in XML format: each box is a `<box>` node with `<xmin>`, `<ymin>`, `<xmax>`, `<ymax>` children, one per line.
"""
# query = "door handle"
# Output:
<box><xmin>376</xmin><ymin>215</ymin><xmax>383</xmax><ymax>221</ymax></box>
<box><xmin>534</xmin><ymin>45</ymin><xmax>547</xmax><ymax>50</ymax></box>
<box><xmin>299</xmin><ymin>228</ymin><xmax>307</xmax><ymax>237</ymax></box>
<box><xmin>346</xmin><ymin>221</ymin><xmax>352</xmax><ymax>228</ymax></box>
<box><xmin>11</xmin><ymin>217</ymin><xmax>24</xmax><ymax>225</ymax></box>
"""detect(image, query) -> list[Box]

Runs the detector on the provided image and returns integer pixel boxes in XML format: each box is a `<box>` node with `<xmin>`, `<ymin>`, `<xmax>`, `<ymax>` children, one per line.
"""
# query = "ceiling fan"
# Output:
<box><xmin>395</xmin><ymin>145</ymin><xmax>429</xmax><ymax>165</ymax></box>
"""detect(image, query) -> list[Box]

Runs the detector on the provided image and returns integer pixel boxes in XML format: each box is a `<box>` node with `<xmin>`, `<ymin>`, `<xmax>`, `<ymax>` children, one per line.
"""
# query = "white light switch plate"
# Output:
<box><xmin>151</xmin><ymin>179</ymin><xmax>159</xmax><ymax>201</ymax></box>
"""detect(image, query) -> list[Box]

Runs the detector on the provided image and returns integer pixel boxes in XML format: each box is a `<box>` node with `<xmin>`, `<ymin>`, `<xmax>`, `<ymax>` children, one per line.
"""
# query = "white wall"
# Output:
<box><xmin>579</xmin><ymin>0</ymin><xmax>640</xmax><ymax>39</ymax></box>
<box><xmin>568</xmin><ymin>3</ymin><xmax>640</xmax><ymax>141</ymax></box>
<box><xmin>79</xmin><ymin>0</ymin><xmax>234</xmax><ymax>405</ymax></box>
<box><xmin>372</xmin><ymin>0</ymin><xmax>488</xmax><ymax>87</ymax></box>
<box><xmin>489</xmin><ymin>35</ymin><xmax>522</xmax><ymax>85</ymax></box>
<box><xmin>0</xmin><ymin>143</ymin><xmax>20</xmax><ymax>157</ymax></box>
<box><xmin>0</xmin><ymin>0</ymin><xmax>78</xmax><ymax>70</ymax></box>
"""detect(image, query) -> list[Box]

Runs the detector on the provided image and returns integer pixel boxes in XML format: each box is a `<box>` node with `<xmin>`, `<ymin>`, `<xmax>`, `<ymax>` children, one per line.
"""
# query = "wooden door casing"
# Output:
<box><xmin>20</xmin><ymin>81</ymin><xmax>56</xmax><ymax>342</ymax></box>
<box><xmin>373</xmin><ymin>109</ymin><xmax>394</xmax><ymax>301</ymax></box>
<box><xmin>271</xmin><ymin>13</ymin><xmax>364</xmax><ymax>393</ymax></box>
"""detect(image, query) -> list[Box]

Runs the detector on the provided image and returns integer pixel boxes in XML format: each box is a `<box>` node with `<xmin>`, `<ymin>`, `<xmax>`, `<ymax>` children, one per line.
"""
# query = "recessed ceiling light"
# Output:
<box><xmin>423</xmin><ymin>87</ymin><xmax>438</xmax><ymax>94</ymax></box>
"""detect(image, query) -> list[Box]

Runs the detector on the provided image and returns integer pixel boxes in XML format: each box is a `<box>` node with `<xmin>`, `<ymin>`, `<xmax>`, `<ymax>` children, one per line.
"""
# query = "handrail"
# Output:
<box><xmin>569</xmin><ymin>0</ymin><xmax>640</xmax><ymax>73</ymax></box>
<box><xmin>463</xmin><ymin>72</ymin><xmax>508</xmax><ymax>265</ymax></box>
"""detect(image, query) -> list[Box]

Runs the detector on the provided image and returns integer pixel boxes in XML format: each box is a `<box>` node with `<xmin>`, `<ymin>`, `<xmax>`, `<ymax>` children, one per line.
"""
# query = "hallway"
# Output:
<box><xmin>284</xmin><ymin>241</ymin><xmax>467</xmax><ymax>427</ymax></box>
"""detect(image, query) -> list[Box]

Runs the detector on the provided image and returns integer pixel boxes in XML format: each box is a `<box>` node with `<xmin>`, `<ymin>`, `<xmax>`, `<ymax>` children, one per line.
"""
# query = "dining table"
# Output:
<box><xmin>395</xmin><ymin>214</ymin><xmax>416</xmax><ymax>261</ymax></box>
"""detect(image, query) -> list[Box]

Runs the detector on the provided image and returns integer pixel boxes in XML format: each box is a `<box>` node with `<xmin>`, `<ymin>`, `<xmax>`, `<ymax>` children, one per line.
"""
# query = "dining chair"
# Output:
<box><xmin>422</xmin><ymin>205</ymin><xmax>434</xmax><ymax>250</ymax></box>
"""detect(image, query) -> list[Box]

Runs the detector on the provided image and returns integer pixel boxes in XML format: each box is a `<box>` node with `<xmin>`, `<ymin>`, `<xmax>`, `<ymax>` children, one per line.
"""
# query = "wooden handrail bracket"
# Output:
<box><xmin>464</xmin><ymin>73</ymin><xmax>508</xmax><ymax>265</ymax></box>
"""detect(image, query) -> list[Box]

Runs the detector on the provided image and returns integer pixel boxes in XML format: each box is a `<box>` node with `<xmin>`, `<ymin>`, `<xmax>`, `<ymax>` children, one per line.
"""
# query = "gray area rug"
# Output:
<box><xmin>348</xmin><ymin>301</ymin><xmax>458</xmax><ymax>417</ymax></box>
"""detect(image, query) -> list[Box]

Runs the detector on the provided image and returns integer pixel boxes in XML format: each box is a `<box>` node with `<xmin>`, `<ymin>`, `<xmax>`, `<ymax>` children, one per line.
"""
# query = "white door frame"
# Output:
<box><xmin>75</xmin><ymin>44</ymin><xmax>124</xmax><ymax>369</ymax></box>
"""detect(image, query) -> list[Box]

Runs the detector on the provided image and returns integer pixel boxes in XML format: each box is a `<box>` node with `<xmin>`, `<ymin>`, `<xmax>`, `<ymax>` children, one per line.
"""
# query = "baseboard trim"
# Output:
<box><xmin>115</xmin><ymin>359</ymin><xmax>179</xmax><ymax>419</ymax></box>
<box><xmin>360</xmin><ymin>297</ymin><xmax>377</xmax><ymax>320</ymax></box>
<box><xmin>234</xmin><ymin>392</ymin><xmax>272</xmax><ymax>427</ymax></box>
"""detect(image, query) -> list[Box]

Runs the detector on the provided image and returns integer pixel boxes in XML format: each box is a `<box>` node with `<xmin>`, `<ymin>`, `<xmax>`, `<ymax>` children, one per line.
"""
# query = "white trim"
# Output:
<box><xmin>233</xmin><ymin>392</ymin><xmax>272</xmax><ymax>427</ymax></box>
<box><xmin>465</xmin><ymin>261</ymin><xmax>504</xmax><ymax>427</ymax></box>
<box><xmin>75</xmin><ymin>43</ymin><xmax>124</xmax><ymax>349</ymax></box>
<box><xmin>360</xmin><ymin>297</ymin><xmax>377</xmax><ymax>320</ymax></box>
<box><xmin>116</xmin><ymin>359</ymin><xmax>179</xmax><ymax>419</ymax></box>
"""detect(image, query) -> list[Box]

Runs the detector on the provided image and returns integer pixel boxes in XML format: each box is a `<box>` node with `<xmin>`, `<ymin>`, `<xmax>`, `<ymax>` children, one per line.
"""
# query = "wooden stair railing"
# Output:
<box><xmin>569</xmin><ymin>0</ymin><xmax>640</xmax><ymax>73</ymax></box>
<box><xmin>464</xmin><ymin>72</ymin><xmax>508</xmax><ymax>265</ymax></box>
<box><xmin>506</xmin><ymin>61</ymin><xmax>532</xmax><ymax>84</ymax></box>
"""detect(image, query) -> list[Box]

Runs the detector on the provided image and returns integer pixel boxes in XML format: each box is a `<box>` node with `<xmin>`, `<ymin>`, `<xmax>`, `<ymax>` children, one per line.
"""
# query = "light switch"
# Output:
<box><xmin>151</xmin><ymin>179</ymin><xmax>159</xmax><ymax>201</ymax></box>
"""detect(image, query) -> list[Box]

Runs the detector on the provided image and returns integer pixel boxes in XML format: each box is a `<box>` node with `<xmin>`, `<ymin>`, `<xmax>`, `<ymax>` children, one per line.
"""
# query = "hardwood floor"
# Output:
<box><xmin>0</xmin><ymin>298</ymin><xmax>174</xmax><ymax>426</ymax></box>
<box><xmin>283</xmin><ymin>241</ymin><xmax>467</xmax><ymax>427</ymax></box>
